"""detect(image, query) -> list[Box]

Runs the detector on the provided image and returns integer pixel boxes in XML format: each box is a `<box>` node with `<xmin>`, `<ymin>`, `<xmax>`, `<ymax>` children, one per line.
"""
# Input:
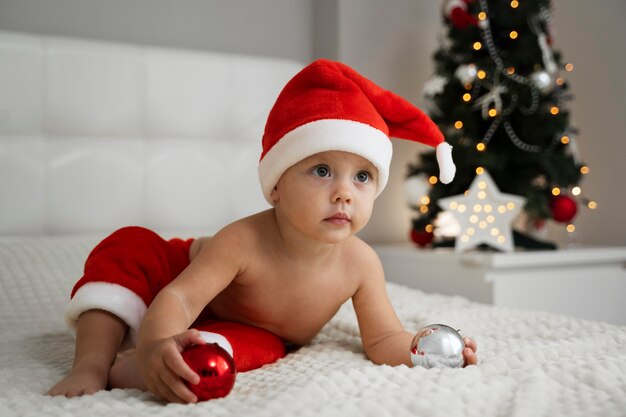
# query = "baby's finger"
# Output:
<box><xmin>175</xmin><ymin>329</ymin><xmax>206</xmax><ymax>350</ymax></box>
<box><xmin>463</xmin><ymin>336</ymin><xmax>477</xmax><ymax>352</ymax></box>
<box><xmin>156</xmin><ymin>372</ymin><xmax>191</xmax><ymax>404</ymax></box>
<box><xmin>160</xmin><ymin>367</ymin><xmax>197</xmax><ymax>404</ymax></box>
<box><xmin>164</xmin><ymin>348</ymin><xmax>201</xmax><ymax>385</ymax></box>
<box><xmin>463</xmin><ymin>347</ymin><xmax>478</xmax><ymax>367</ymax></box>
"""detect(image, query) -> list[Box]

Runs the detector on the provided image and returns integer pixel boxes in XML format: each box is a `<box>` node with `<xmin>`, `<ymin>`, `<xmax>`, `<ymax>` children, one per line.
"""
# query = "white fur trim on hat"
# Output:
<box><xmin>436</xmin><ymin>142</ymin><xmax>456</xmax><ymax>184</ymax></box>
<box><xmin>65</xmin><ymin>282</ymin><xmax>147</xmax><ymax>348</ymax></box>
<box><xmin>258</xmin><ymin>119</ymin><xmax>393</xmax><ymax>204</ymax></box>
<box><xmin>198</xmin><ymin>331</ymin><xmax>234</xmax><ymax>357</ymax></box>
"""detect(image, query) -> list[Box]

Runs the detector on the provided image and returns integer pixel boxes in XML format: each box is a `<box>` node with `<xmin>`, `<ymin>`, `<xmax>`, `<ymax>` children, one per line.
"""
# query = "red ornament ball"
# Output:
<box><xmin>450</xmin><ymin>7</ymin><xmax>478</xmax><ymax>29</ymax></box>
<box><xmin>182</xmin><ymin>343</ymin><xmax>237</xmax><ymax>401</ymax></box>
<box><xmin>410</xmin><ymin>228</ymin><xmax>434</xmax><ymax>247</ymax></box>
<box><xmin>550</xmin><ymin>195</ymin><xmax>578</xmax><ymax>223</ymax></box>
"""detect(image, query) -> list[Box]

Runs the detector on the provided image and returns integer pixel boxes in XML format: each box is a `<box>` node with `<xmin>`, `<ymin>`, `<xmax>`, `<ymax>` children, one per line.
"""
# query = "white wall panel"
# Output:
<box><xmin>45</xmin><ymin>38</ymin><xmax>144</xmax><ymax>136</ymax></box>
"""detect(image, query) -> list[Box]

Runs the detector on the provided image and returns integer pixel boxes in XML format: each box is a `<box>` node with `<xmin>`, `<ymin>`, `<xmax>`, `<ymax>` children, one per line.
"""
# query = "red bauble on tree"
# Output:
<box><xmin>445</xmin><ymin>0</ymin><xmax>478</xmax><ymax>30</ymax></box>
<box><xmin>410</xmin><ymin>228</ymin><xmax>434</xmax><ymax>247</ymax></box>
<box><xmin>550</xmin><ymin>195</ymin><xmax>578</xmax><ymax>223</ymax></box>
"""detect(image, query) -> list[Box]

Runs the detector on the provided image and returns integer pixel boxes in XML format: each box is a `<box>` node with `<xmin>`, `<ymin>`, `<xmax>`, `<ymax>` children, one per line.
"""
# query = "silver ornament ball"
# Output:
<box><xmin>410</xmin><ymin>324</ymin><xmax>465</xmax><ymax>369</ymax></box>
<box><xmin>530</xmin><ymin>70</ymin><xmax>554</xmax><ymax>94</ymax></box>
<box><xmin>455</xmin><ymin>64</ymin><xmax>477</xmax><ymax>84</ymax></box>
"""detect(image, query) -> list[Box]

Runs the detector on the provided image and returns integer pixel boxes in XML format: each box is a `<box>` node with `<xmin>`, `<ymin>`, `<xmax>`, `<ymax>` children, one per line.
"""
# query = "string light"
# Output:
<box><xmin>509</xmin><ymin>31</ymin><xmax>519</xmax><ymax>39</ymax></box>
<box><xmin>572</xmin><ymin>186</ymin><xmax>581</xmax><ymax>196</ymax></box>
<box><xmin>511</xmin><ymin>0</ymin><xmax>519</xmax><ymax>8</ymax></box>
<box><xmin>425</xmin><ymin>224</ymin><xmax>434</xmax><ymax>233</ymax></box>
<box><xmin>588</xmin><ymin>201</ymin><xmax>597</xmax><ymax>209</ymax></box>
<box><xmin>552</xmin><ymin>187</ymin><xmax>561</xmax><ymax>196</ymax></box>
<box><xmin>556</xmin><ymin>77</ymin><xmax>565</xmax><ymax>86</ymax></box>
<box><xmin>473</xmin><ymin>42</ymin><xmax>482</xmax><ymax>50</ymax></box>
<box><xmin>561</xmin><ymin>135</ymin><xmax>570</xmax><ymax>144</ymax></box>
<box><xmin>507</xmin><ymin>67</ymin><xmax>515</xmax><ymax>74</ymax></box>
<box><xmin>488</xmin><ymin>108</ymin><xmax>498</xmax><ymax>117</ymax></box>
<box><xmin>550</xmin><ymin>106</ymin><xmax>559</xmax><ymax>115</ymax></box>
<box><xmin>580</xmin><ymin>166</ymin><xmax>590</xmax><ymax>174</ymax></box>
<box><xmin>566</xmin><ymin>224</ymin><xmax>576</xmax><ymax>233</ymax></box>
<box><xmin>476</xmin><ymin>143</ymin><xmax>486</xmax><ymax>151</ymax></box>
<box><xmin>476</xmin><ymin>167</ymin><xmax>485</xmax><ymax>175</ymax></box>
<box><xmin>463</xmin><ymin>93</ymin><xmax>472</xmax><ymax>102</ymax></box>
<box><xmin>420</xmin><ymin>196</ymin><xmax>431</xmax><ymax>205</ymax></box>
<box><xmin>455</xmin><ymin>120</ymin><xmax>464</xmax><ymax>129</ymax></box>
<box><xmin>565</xmin><ymin>63</ymin><xmax>574</xmax><ymax>72</ymax></box>
<box><xmin>477</xmin><ymin>70</ymin><xmax>487</xmax><ymax>79</ymax></box>
<box><xmin>429</xmin><ymin>176</ymin><xmax>438</xmax><ymax>185</ymax></box>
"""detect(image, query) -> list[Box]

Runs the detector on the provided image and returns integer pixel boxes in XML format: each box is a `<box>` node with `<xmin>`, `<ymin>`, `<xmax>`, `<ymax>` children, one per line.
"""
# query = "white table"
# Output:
<box><xmin>373</xmin><ymin>244</ymin><xmax>626</xmax><ymax>325</ymax></box>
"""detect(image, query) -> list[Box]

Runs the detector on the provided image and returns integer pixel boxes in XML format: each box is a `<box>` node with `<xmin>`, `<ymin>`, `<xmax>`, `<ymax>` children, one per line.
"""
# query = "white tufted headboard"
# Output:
<box><xmin>0</xmin><ymin>31</ymin><xmax>303</xmax><ymax>236</ymax></box>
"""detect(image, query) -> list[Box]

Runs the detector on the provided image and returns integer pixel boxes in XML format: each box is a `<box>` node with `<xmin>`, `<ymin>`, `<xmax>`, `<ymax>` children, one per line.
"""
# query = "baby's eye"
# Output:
<box><xmin>312</xmin><ymin>165</ymin><xmax>331</xmax><ymax>177</ymax></box>
<box><xmin>355</xmin><ymin>171</ymin><xmax>370</xmax><ymax>183</ymax></box>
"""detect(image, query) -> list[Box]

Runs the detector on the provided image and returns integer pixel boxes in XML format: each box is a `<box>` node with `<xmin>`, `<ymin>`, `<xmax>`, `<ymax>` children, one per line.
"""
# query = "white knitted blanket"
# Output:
<box><xmin>1</xmin><ymin>235</ymin><xmax>625</xmax><ymax>417</ymax></box>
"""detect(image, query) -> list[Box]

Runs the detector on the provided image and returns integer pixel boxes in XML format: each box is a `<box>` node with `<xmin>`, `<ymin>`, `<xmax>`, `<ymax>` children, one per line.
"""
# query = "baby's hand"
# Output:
<box><xmin>137</xmin><ymin>329</ymin><xmax>206</xmax><ymax>403</ymax></box>
<box><xmin>462</xmin><ymin>336</ymin><xmax>478</xmax><ymax>366</ymax></box>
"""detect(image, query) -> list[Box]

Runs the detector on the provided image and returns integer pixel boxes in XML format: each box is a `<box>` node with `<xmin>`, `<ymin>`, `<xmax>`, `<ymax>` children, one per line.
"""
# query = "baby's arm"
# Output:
<box><xmin>136</xmin><ymin>224</ymin><xmax>247</xmax><ymax>403</ymax></box>
<box><xmin>352</xmin><ymin>246</ymin><xmax>478</xmax><ymax>368</ymax></box>
<box><xmin>351</xmin><ymin>247</ymin><xmax>414</xmax><ymax>367</ymax></box>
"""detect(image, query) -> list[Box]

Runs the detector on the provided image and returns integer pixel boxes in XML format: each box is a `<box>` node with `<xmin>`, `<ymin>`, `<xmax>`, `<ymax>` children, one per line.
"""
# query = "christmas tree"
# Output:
<box><xmin>407</xmin><ymin>0</ymin><xmax>596</xmax><ymax>248</ymax></box>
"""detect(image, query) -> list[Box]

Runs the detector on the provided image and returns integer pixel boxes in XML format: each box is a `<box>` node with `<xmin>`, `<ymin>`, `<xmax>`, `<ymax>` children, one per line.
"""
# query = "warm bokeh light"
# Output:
<box><xmin>429</xmin><ymin>176</ymin><xmax>438</xmax><ymax>185</ymax></box>
<box><xmin>580</xmin><ymin>166</ymin><xmax>590</xmax><ymax>174</ymax></box>
<box><xmin>463</xmin><ymin>93</ymin><xmax>472</xmax><ymax>102</ymax></box>
<box><xmin>510</xmin><ymin>31</ymin><xmax>518</xmax><ymax>39</ymax></box>
<box><xmin>476</xmin><ymin>143</ymin><xmax>486</xmax><ymax>151</ymax></box>
<box><xmin>572</xmin><ymin>187</ymin><xmax>581</xmax><ymax>196</ymax></box>
<box><xmin>550</xmin><ymin>106</ymin><xmax>559</xmax><ymax>115</ymax></box>
<box><xmin>473</xmin><ymin>42</ymin><xmax>482</xmax><ymax>50</ymax></box>
<box><xmin>455</xmin><ymin>120</ymin><xmax>464</xmax><ymax>129</ymax></box>
<box><xmin>552</xmin><ymin>187</ymin><xmax>561</xmax><ymax>196</ymax></box>
<box><xmin>561</xmin><ymin>135</ymin><xmax>570</xmax><ymax>144</ymax></box>
<box><xmin>565</xmin><ymin>63</ymin><xmax>574</xmax><ymax>72</ymax></box>
<box><xmin>511</xmin><ymin>0</ymin><xmax>519</xmax><ymax>8</ymax></box>
<box><xmin>476</xmin><ymin>167</ymin><xmax>485</xmax><ymax>175</ymax></box>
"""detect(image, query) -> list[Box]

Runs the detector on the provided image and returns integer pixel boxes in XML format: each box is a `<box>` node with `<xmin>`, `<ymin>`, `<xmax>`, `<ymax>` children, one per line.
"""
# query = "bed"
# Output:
<box><xmin>1</xmin><ymin>31</ymin><xmax>625</xmax><ymax>417</ymax></box>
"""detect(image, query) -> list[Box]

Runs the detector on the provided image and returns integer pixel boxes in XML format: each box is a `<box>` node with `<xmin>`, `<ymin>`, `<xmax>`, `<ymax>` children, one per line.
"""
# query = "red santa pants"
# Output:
<box><xmin>65</xmin><ymin>226</ymin><xmax>286</xmax><ymax>372</ymax></box>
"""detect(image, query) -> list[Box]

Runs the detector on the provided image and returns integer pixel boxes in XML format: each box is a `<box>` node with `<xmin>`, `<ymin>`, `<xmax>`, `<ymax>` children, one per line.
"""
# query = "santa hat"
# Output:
<box><xmin>258</xmin><ymin>59</ymin><xmax>455</xmax><ymax>204</ymax></box>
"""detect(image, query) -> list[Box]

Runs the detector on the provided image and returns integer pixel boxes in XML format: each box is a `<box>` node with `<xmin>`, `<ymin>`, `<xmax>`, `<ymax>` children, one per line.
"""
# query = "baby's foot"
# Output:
<box><xmin>47</xmin><ymin>362</ymin><xmax>110</xmax><ymax>398</ymax></box>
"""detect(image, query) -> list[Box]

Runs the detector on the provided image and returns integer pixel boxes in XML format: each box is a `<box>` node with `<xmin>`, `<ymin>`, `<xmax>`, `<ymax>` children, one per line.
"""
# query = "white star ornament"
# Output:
<box><xmin>438</xmin><ymin>170</ymin><xmax>525</xmax><ymax>252</ymax></box>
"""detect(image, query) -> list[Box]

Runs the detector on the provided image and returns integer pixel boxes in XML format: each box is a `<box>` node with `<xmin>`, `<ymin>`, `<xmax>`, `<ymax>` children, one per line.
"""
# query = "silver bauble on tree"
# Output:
<box><xmin>455</xmin><ymin>64</ymin><xmax>478</xmax><ymax>84</ymax></box>
<box><xmin>530</xmin><ymin>70</ymin><xmax>554</xmax><ymax>94</ymax></box>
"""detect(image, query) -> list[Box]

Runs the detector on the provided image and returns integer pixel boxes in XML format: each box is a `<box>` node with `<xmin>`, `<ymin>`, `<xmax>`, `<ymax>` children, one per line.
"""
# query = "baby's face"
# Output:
<box><xmin>270</xmin><ymin>151</ymin><xmax>378</xmax><ymax>244</ymax></box>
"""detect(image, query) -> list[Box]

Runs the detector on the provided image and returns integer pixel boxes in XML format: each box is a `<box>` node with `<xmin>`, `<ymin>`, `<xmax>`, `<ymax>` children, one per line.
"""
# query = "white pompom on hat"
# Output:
<box><xmin>258</xmin><ymin>59</ymin><xmax>455</xmax><ymax>204</ymax></box>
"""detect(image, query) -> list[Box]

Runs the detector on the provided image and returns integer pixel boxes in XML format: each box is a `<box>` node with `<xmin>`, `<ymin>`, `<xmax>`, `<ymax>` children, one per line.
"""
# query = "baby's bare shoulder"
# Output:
<box><xmin>190</xmin><ymin>212</ymin><xmax>270</xmax><ymax>260</ymax></box>
<box><xmin>341</xmin><ymin>237</ymin><xmax>384</xmax><ymax>275</ymax></box>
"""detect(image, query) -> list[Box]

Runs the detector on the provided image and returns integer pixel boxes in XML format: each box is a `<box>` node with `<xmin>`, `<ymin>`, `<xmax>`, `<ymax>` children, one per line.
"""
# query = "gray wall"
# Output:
<box><xmin>2</xmin><ymin>0</ymin><xmax>625</xmax><ymax>247</ymax></box>
<box><xmin>0</xmin><ymin>0</ymin><xmax>314</xmax><ymax>61</ymax></box>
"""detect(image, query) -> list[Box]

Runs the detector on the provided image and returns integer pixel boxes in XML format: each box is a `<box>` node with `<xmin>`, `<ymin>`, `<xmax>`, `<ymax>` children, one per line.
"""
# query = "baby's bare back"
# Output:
<box><xmin>191</xmin><ymin>211</ymin><xmax>365</xmax><ymax>345</ymax></box>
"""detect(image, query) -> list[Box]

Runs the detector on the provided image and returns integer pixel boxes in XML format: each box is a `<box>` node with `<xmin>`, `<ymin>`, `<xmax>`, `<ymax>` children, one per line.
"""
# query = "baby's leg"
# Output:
<box><xmin>54</xmin><ymin>227</ymin><xmax>193</xmax><ymax>398</ymax></box>
<box><xmin>47</xmin><ymin>310</ymin><xmax>127</xmax><ymax>397</ymax></box>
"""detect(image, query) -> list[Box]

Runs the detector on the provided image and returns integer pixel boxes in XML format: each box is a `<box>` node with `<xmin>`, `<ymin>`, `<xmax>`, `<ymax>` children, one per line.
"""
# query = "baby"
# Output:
<box><xmin>47</xmin><ymin>59</ymin><xmax>477</xmax><ymax>403</ymax></box>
